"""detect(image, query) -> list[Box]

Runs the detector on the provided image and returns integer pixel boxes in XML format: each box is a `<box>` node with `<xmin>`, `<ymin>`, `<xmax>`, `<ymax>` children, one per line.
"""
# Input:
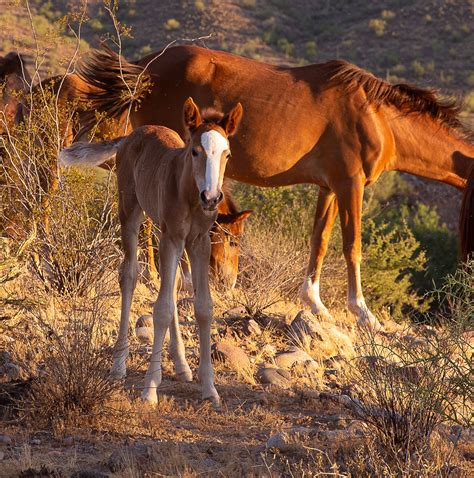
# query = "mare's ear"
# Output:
<box><xmin>183</xmin><ymin>97</ymin><xmax>202</xmax><ymax>131</ymax></box>
<box><xmin>232</xmin><ymin>210</ymin><xmax>252</xmax><ymax>223</ymax></box>
<box><xmin>221</xmin><ymin>102</ymin><xmax>243</xmax><ymax>137</ymax></box>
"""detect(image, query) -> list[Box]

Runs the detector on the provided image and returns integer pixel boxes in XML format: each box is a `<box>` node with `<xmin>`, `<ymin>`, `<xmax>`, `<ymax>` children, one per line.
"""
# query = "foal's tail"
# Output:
<box><xmin>59</xmin><ymin>137</ymin><xmax>124</xmax><ymax>168</ymax></box>
<box><xmin>460</xmin><ymin>165</ymin><xmax>474</xmax><ymax>261</ymax></box>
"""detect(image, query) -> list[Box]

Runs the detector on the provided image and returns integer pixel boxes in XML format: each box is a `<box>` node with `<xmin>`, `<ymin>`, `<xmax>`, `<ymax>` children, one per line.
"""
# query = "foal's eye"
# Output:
<box><xmin>191</xmin><ymin>148</ymin><xmax>198</xmax><ymax>157</ymax></box>
<box><xmin>226</xmin><ymin>153</ymin><xmax>232</xmax><ymax>160</ymax></box>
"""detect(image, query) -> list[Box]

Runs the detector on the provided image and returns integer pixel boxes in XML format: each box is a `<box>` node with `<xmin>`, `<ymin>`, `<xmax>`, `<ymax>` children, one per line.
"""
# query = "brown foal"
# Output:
<box><xmin>77</xmin><ymin>46</ymin><xmax>474</xmax><ymax>329</ymax></box>
<box><xmin>60</xmin><ymin>98</ymin><xmax>243</xmax><ymax>405</ymax></box>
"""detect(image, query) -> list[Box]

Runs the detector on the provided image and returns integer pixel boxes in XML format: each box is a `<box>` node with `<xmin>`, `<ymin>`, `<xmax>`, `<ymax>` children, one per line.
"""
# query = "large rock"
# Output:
<box><xmin>211</xmin><ymin>342</ymin><xmax>251</xmax><ymax>372</ymax></box>
<box><xmin>274</xmin><ymin>347</ymin><xmax>318</xmax><ymax>373</ymax></box>
<box><xmin>267</xmin><ymin>427</ymin><xmax>315</xmax><ymax>452</ymax></box>
<box><xmin>135</xmin><ymin>315</ymin><xmax>170</xmax><ymax>345</ymax></box>
<box><xmin>289</xmin><ymin>310</ymin><xmax>323</xmax><ymax>341</ymax></box>
<box><xmin>257</xmin><ymin>367</ymin><xmax>292</xmax><ymax>389</ymax></box>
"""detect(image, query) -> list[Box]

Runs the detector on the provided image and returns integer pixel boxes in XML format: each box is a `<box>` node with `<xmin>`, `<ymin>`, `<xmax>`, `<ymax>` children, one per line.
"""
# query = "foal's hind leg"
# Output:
<box><xmin>188</xmin><ymin>235</ymin><xmax>220</xmax><ymax>407</ymax></box>
<box><xmin>301</xmin><ymin>187</ymin><xmax>338</xmax><ymax>319</ymax></box>
<box><xmin>142</xmin><ymin>234</ymin><xmax>184</xmax><ymax>403</ymax></box>
<box><xmin>111</xmin><ymin>199</ymin><xmax>144</xmax><ymax>379</ymax></box>
<box><xmin>335</xmin><ymin>180</ymin><xmax>382</xmax><ymax>331</ymax></box>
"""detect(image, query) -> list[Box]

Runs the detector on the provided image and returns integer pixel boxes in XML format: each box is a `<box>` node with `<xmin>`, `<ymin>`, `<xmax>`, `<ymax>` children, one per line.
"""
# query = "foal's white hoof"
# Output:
<box><xmin>176</xmin><ymin>368</ymin><xmax>193</xmax><ymax>383</ymax></box>
<box><xmin>203</xmin><ymin>393</ymin><xmax>221</xmax><ymax>409</ymax></box>
<box><xmin>141</xmin><ymin>389</ymin><xmax>158</xmax><ymax>405</ymax></box>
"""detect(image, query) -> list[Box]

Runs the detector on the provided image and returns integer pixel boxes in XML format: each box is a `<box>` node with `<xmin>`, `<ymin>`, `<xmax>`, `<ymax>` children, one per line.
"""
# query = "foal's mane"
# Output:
<box><xmin>325</xmin><ymin>60</ymin><xmax>472</xmax><ymax>142</ymax></box>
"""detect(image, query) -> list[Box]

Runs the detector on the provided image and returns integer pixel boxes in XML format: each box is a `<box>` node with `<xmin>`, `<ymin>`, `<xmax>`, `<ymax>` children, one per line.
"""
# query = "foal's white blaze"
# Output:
<box><xmin>201</xmin><ymin>130</ymin><xmax>228</xmax><ymax>196</ymax></box>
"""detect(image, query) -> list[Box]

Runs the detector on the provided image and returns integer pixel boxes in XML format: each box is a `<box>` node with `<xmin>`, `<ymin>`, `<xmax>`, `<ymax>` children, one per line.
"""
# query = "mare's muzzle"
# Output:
<box><xmin>200</xmin><ymin>190</ymin><xmax>224</xmax><ymax>211</ymax></box>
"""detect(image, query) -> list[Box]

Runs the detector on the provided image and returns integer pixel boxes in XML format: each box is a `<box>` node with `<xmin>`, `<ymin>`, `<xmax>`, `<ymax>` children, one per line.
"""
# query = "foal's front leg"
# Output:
<box><xmin>142</xmin><ymin>234</ymin><xmax>184</xmax><ymax>403</ymax></box>
<box><xmin>188</xmin><ymin>234</ymin><xmax>220</xmax><ymax>407</ymax></box>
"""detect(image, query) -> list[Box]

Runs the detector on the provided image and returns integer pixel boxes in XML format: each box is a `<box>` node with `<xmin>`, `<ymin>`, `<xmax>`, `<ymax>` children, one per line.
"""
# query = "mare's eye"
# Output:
<box><xmin>226</xmin><ymin>153</ymin><xmax>232</xmax><ymax>160</ymax></box>
<box><xmin>192</xmin><ymin>148</ymin><xmax>198</xmax><ymax>157</ymax></box>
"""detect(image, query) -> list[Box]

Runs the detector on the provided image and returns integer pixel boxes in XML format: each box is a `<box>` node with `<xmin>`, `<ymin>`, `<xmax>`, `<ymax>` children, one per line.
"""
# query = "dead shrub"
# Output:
<box><xmin>232</xmin><ymin>222</ymin><xmax>306</xmax><ymax>317</ymax></box>
<box><xmin>345</xmin><ymin>263</ymin><xmax>473</xmax><ymax>475</ymax></box>
<box><xmin>21</xmin><ymin>289</ymin><xmax>122</xmax><ymax>430</ymax></box>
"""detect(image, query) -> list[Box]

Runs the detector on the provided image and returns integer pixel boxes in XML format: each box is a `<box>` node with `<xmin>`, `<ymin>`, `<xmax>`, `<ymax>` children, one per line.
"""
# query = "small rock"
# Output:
<box><xmin>267</xmin><ymin>427</ymin><xmax>314</xmax><ymax>452</ymax></box>
<box><xmin>0</xmin><ymin>351</ymin><xmax>11</xmax><ymax>365</ymax></box>
<box><xmin>324</xmin><ymin>368</ymin><xmax>339</xmax><ymax>377</ymax></box>
<box><xmin>223</xmin><ymin>306</ymin><xmax>247</xmax><ymax>318</ymax></box>
<box><xmin>211</xmin><ymin>342</ymin><xmax>251</xmax><ymax>372</ymax></box>
<box><xmin>257</xmin><ymin>367</ymin><xmax>292</xmax><ymax>389</ymax></box>
<box><xmin>30</xmin><ymin>438</ymin><xmax>41</xmax><ymax>445</ymax></box>
<box><xmin>0</xmin><ymin>435</ymin><xmax>12</xmax><ymax>445</ymax></box>
<box><xmin>5</xmin><ymin>363</ymin><xmax>23</xmax><ymax>381</ymax></box>
<box><xmin>290</xmin><ymin>310</ymin><xmax>323</xmax><ymax>341</ymax></box>
<box><xmin>275</xmin><ymin>347</ymin><xmax>316</xmax><ymax>370</ymax></box>
<box><xmin>243</xmin><ymin>319</ymin><xmax>262</xmax><ymax>336</ymax></box>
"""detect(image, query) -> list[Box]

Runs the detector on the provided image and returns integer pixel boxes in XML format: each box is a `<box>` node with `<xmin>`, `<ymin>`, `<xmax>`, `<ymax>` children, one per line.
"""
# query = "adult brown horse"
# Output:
<box><xmin>77</xmin><ymin>45</ymin><xmax>474</xmax><ymax>329</ymax></box>
<box><xmin>0</xmin><ymin>52</ymin><xmax>251</xmax><ymax>289</ymax></box>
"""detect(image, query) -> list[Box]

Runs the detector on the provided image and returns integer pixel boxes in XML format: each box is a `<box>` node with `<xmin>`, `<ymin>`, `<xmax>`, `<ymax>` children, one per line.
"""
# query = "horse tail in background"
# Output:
<box><xmin>59</xmin><ymin>137</ymin><xmax>124</xmax><ymax>168</ymax></box>
<box><xmin>75</xmin><ymin>46</ymin><xmax>152</xmax><ymax>133</ymax></box>
<box><xmin>460</xmin><ymin>166</ymin><xmax>474</xmax><ymax>261</ymax></box>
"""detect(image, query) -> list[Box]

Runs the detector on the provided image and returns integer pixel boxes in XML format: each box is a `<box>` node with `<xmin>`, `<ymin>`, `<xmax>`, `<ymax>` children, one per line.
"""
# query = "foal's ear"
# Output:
<box><xmin>221</xmin><ymin>102</ymin><xmax>243</xmax><ymax>137</ymax></box>
<box><xmin>183</xmin><ymin>97</ymin><xmax>202</xmax><ymax>131</ymax></box>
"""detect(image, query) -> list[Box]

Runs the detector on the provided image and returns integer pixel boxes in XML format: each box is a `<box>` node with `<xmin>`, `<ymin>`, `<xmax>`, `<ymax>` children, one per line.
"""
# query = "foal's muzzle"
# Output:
<box><xmin>200</xmin><ymin>190</ymin><xmax>224</xmax><ymax>211</ymax></box>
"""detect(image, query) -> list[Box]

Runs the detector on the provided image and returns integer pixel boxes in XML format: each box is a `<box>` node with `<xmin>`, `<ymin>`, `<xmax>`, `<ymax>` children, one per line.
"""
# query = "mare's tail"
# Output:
<box><xmin>460</xmin><ymin>166</ymin><xmax>474</xmax><ymax>261</ymax></box>
<box><xmin>59</xmin><ymin>137</ymin><xmax>124</xmax><ymax>168</ymax></box>
<box><xmin>76</xmin><ymin>46</ymin><xmax>152</xmax><ymax>134</ymax></box>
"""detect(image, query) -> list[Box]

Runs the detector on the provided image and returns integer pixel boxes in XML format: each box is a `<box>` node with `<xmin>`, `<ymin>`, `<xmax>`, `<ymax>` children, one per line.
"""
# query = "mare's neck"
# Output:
<box><xmin>388</xmin><ymin>113</ymin><xmax>474</xmax><ymax>189</ymax></box>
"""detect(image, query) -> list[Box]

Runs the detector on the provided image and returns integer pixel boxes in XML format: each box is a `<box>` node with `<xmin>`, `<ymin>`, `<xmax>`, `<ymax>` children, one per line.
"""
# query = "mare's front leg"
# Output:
<box><xmin>142</xmin><ymin>233</ymin><xmax>184</xmax><ymax>403</ymax></box>
<box><xmin>111</xmin><ymin>201</ymin><xmax>144</xmax><ymax>379</ymax></box>
<box><xmin>301</xmin><ymin>187</ymin><xmax>339</xmax><ymax>319</ymax></box>
<box><xmin>187</xmin><ymin>233</ymin><xmax>220</xmax><ymax>407</ymax></box>
<box><xmin>335</xmin><ymin>179</ymin><xmax>382</xmax><ymax>331</ymax></box>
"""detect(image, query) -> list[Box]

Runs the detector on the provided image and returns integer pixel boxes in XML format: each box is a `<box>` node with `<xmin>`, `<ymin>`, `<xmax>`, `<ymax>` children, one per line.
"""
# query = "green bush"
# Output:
<box><xmin>164</xmin><ymin>18</ymin><xmax>180</xmax><ymax>31</ymax></box>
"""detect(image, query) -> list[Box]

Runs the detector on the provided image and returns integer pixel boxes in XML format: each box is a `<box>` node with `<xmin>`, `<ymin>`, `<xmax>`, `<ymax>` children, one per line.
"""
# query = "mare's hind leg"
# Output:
<box><xmin>188</xmin><ymin>234</ymin><xmax>220</xmax><ymax>407</ymax></box>
<box><xmin>301</xmin><ymin>187</ymin><xmax>339</xmax><ymax>319</ymax></box>
<box><xmin>142</xmin><ymin>234</ymin><xmax>184</xmax><ymax>403</ymax></box>
<box><xmin>110</xmin><ymin>198</ymin><xmax>144</xmax><ymax>379</ymax></box>
<box><xmin>335</xmin><ymin>179</ymin><xmax>382</xmax><ymax>331</ymax></box>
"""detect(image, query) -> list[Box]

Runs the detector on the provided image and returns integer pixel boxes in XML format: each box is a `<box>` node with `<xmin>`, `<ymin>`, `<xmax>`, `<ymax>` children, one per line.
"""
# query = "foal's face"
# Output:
<box><xmin>183</xmin><ymin>97</ymin><xmax>243</xmax><ymax>212</ymax></box>
<box><xmin>191</xmin><ymin>125</ymin><xmax>230</xmax><ymax>211</ymax></box>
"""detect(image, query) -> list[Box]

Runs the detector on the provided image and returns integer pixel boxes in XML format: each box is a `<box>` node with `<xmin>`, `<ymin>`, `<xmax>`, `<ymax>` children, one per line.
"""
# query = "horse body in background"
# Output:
<box><xmin>77</xmin><ymin>45</ymin><xmax>474</xmax><ymax>328</ymax></box>
<box><xmin>60</xmin><ymin>98</ymin><xmax>244</xmax><ymax>406</ymax></box>
<box><xmin>0</xmin><ymin>52</ymin><xmax>251</xmax><ymax>289</ymax></box>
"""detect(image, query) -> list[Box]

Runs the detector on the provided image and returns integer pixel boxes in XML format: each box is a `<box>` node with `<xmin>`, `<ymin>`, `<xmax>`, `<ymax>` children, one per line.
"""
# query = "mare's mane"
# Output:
<box><xmin>325</xmin><ymin>60</ymin><xmax>472</xmax><ymax>142</ymax></box>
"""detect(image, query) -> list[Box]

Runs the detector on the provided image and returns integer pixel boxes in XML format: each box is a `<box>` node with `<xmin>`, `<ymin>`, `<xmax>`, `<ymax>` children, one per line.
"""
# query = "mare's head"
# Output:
<box><xmin>183</xmin><ymin>97</ymin><xmax>243</xmax><ymax>212</ymax></box>
<box><xmin>210</xmin><ymin>209</ymin><xmax>252</xmax><ymax>289</ymax></box>
<box><xmin>0</xmin><ymin>52</ymin><xmax>29</xmax><ymax>133</ymax></box>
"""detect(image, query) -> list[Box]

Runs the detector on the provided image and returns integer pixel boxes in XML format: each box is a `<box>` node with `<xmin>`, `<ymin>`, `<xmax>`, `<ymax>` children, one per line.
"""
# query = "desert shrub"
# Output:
<box><xmin>164</xmin><ymin>18</ymin><xmax>180</xmax><ymax>30</ymax></box>
<box><xmin>412</xmin><ymin>59</ymin><xmax>426</xmax><ymax>77</ymax></box>
<box><xmin>233</xmin><ymin>223</ymin><xmax>307</xmax><ymax>316</ymax></box>
<box><xmin>194</xmin><ymin>0</ymin><xmax>205</xmax><ymax>11</ymax></box>
<box><xmin>347</xmin><ymin>263</ymin><xmax>473</xmax><ymax>475</ymax></box>
<box><xmin>304</xmin><ymin>40</ymin><xmax>317</xmax><ymax>59</ymax></box>
<box><xmin>22</xmin><ymin>292</ymin><xmax>122</xmax><ymax>429</ymax></box>
<box><xmin>464</xmin><ymin>91</ymin><xmax>474</xmax><ymax>113</ymax></box>
<box><xmin>277</xmin><ymin>37</ymin><xmax>294</xmax><ymax>57</ymax></box>
<box><xmin>369</xmin><ymin>18</ymin><xmax>386</xmax><ymax>36</ymax></box>
<box><xmin>362</xmin><ymin>219</ymin><xmax>428</xmax><ymax>316</ymax></box>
